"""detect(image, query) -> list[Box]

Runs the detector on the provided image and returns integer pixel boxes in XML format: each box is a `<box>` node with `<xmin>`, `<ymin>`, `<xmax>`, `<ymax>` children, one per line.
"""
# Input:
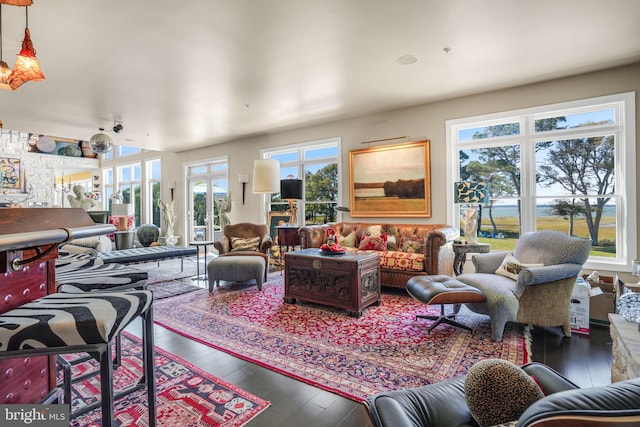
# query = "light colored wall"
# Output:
<box><xmin>176</xmin><ymin>62</ymin><xmax>640</xmax><ymax>279</ymax></box>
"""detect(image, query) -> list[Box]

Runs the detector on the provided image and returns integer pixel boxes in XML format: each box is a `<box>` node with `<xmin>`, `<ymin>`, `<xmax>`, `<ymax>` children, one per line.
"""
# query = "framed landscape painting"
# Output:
<box><xmin>349</xmin><ymin>140</ymin><xmax>431</xmax><ymax>217</ymax></box>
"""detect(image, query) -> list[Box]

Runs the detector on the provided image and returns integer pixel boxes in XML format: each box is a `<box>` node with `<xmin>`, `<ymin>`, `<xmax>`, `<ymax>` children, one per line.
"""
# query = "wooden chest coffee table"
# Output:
<box><xmin>284</xmin><ymin>248</ymin><xmax>381</xmax><ymax>317</ymax></box>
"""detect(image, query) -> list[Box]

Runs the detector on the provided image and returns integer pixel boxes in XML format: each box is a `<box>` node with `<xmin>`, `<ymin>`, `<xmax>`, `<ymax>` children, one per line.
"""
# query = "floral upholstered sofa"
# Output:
<box><xmin>298</xmin><ymin>222</ymin><xmax>458</xmax><ymax>288</ymax></box>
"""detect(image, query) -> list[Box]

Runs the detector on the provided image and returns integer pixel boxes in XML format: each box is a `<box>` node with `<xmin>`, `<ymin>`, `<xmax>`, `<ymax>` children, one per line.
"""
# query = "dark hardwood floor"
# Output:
<box><xmin>127</xmin><ymin>286</ymin><xmax>613</xmax><ymax>427</ymax></box>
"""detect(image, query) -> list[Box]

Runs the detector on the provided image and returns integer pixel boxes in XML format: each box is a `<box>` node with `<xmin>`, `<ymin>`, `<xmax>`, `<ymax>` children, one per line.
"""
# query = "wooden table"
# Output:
<box><xmin>284</xmin><ymin>248</ymin><xmax>381</xmax><ymax>317</ymax></box>
<box><xmin>275</xmin><ymin>225</ymin><xmax>301</xmax><ymax>270</ymax></box>
<box><xmin>452</xmin><ymin>242</ymin><xmax>491</xmax><ymax>275</ymax></box>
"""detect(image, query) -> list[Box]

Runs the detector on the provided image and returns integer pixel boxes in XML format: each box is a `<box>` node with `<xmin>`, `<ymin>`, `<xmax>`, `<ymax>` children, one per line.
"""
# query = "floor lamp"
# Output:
<box><xmin>252</xmin><ymin>160</ymin><xmax>281</xmax><ymax>223</ymax></box>
<box><xmin>280</xmin><ymin>178</ymin><xmax>303</xmax><ymax>224</ymax></box>
<box><xmin>454</xmin><ymin>181</ymin><xmax>489</xmax><ymax>245</ymax></box>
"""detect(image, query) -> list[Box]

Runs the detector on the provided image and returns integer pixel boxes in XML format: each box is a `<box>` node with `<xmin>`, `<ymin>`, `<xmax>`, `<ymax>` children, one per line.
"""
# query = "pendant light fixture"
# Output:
<box><xmin>0</xmin><ymin>5</ymin><xmax>11</xmax><ymax>90</ymax></box>
<box><xmin>89</xmin><ymin>128</ymin><xmax>114</xmax><ymax>154</ymax></box>
<box><xmin>8</xmin><ymin>5</ymin><xmax>44</xmax><ymax>90</ymax></box>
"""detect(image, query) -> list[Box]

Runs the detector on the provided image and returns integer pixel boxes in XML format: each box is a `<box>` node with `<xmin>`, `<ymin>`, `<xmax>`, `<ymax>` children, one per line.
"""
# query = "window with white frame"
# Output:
<box><xmin>147</xmin><ymin>159</ymin><xmax>161</xmax><ymax>227</ymax></box>
<box><xmin>103</xmin><ymin>168</ymin><xmax>114</xmax><ymax>211</ymax></box>
<box><xmin>447</xmin><ymin>92</ymin><xmax>636</xmax><ymax>271</ymax></box>
<box><xmin>186</xmin><ymin>158</ymin><xmax>229</xmax><ymax>242</ymax></box>
<box><xmin>265</xmin><ymin>137</ymin><xmax>340</xmax><ymax>225</ymax></box>
<box><xmin>117</xmin><ymin>162</ymin><xmax>142</xmax><ymax>226</ymax></box>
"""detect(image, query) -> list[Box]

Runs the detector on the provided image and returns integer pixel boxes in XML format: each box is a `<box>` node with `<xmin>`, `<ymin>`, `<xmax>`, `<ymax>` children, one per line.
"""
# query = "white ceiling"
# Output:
<box><xmin>0</xmin><ymin>0</ymin><xmax>639</xmax><ymax>153</ymax></box>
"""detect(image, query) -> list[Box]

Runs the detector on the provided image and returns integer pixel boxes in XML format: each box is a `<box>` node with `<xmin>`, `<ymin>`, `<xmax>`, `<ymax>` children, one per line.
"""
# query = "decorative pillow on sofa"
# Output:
<box><xmin>495</xmin><ymin>253</ymin><xmax>544</xmax><ymax>280</ymax></box>
<box><xmin>358</xmin><ymin>233</ymin><xmax>387</xmax><ymax>251</ymax></box>
<box><xmin>400</xmin><ymin>237</ymin><xmax>424</xmax><ymax>253</ymax></box>
<box><xmin>464</xmin><ymin>359</ymin><xmax>544</xmax><ymax>427</ymax></box>
<box><xmin>231</xmin><ymin>236</ymin><xmax>261</xmax><ymax>251</ymax></box>
<box><xmin>364</xmin><ymin>225</ymin><xmax>398</xmax><ymax>250</ymax></box>
<box><xmin>338</xmin><ymin>231</ymin><xmax>357</xmax><ymax>248</ymax></box>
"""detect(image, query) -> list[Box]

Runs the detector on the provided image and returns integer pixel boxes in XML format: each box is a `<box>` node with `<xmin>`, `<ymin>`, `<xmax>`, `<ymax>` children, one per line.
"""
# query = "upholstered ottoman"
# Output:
<box><xmin>207</xmin><ymin>255</ymin><xmax>266</xmax><ymax>292</ymax></box>
<box><xmin>406</xmin><ymin>275</ymin><xmax>486</xmax><ymax>333</ymax></box>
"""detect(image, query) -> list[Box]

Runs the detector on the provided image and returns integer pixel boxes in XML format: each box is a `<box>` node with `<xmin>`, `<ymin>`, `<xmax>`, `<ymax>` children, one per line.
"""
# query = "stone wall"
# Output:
<box><xmin>0</xmin><ymin>129</ymin><xmax>99</xmax><ymax>207</ymax></box>
<box><xmin>609</xmin><ymin>313</ymin><xmax>640</xmax><ymax>382</ymax></box>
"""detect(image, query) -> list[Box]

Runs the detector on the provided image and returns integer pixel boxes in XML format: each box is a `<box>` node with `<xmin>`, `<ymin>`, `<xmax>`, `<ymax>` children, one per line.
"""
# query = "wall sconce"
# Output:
<box><xmin>280</xmin><ymin>177</ymin><xmax>303</xmax><ymax>224</ymax></box>
<box><xmin>238</xmin><ymin>174</ymin><xmax>249</xmax><ymax>205</ymax></box>
<box><xmin>168</xmin><ymin>181</ymin><xmax>176</xmax><ymax>201</ymax></box>
<box><xmin>252</xmin><ymin>159</ymin><xmax>280</xmax><ymax>194</ymax></box>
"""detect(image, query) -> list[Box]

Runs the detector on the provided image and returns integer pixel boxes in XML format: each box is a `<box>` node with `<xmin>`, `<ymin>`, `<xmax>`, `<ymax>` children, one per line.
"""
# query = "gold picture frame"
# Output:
<box><xmin>349</xmin><ymin>140</ymin><xmax>431</xmax><ymax>217</ymax></box>
<box><xmin>267</xmin><ymin>212</ymin><xmax>293</xmax><ymax>243</ymax></box>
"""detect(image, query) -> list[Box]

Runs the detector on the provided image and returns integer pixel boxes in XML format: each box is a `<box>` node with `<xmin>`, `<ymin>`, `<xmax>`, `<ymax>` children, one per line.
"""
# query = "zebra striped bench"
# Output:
<box><xmin>56</xmin><ymin>251</ymin><xmax>148</xmax><ymax>292</ymax></box>
<box><xmin>98</xmin><ymin>245</ymin><xmax>197</xmax><ymax>271</ymax></box>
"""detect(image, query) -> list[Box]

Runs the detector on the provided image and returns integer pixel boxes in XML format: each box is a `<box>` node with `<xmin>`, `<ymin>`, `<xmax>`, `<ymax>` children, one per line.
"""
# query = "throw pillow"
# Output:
<box><xmin>337</xmin><ymin>231</ymin><xmax>357</xmax><ymax>248</ymax></box>
<box><xmin>400</xmin><ymin>238</ymin><xmax>424</xmax><ymax>253</ymax></box>
<box><xmin>495</xmin><ymin>253</ymin><xmax>544</xmax><ymax>280</ymax></box>
<box><xmin>231</xmin><ymin>236</ymin><xmax>261</xmax><ymax>251</ymax></box>
<box><xmin>364</xmin><ymin>225</ymin><xmax>398</xmax><ymax>250</ymax></box>
<box><xmin>464</xmin><ymin>359</ymin><xmax>545</xmax><ymax>427</ymax></box>
<box><xmin>358</xmin><ymin>233</ymin><xmax>387</xmax><ymax>251</ymax></box>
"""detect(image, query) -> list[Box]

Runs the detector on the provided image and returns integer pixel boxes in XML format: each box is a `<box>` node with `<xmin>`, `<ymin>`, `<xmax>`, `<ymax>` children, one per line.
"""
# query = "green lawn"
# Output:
<box><xmin>475</xmin><ymin>215</ymin><xmax>615</xmax><ymax>257</ymax></box>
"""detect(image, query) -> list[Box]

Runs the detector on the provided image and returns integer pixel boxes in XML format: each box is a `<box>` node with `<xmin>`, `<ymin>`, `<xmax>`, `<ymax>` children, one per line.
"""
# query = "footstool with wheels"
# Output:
<box><xmin>406</xmin><ymin>275</ymin><xmax>486</xmax><ymax>333</ymax></box>
<box><xmin>207</xmin><ymin>255</ymin><xmax>266</xmax><ymax>291</ymax></box>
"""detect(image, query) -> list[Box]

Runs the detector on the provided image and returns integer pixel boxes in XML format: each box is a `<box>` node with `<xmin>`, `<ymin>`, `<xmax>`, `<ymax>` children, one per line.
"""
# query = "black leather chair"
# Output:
<box><xmin>365</xmin><ymin>362</ymin><xmax>640</xmax><ymax>427</ymax></box>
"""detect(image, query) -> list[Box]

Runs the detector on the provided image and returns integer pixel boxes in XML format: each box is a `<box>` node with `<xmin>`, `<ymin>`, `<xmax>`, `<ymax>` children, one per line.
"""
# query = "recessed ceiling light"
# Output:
<box><xmin>443</xmin><ymin>47</ymin><xmax>452</xmax><ymax>54</ymax></box>
<box><xmin>396</xmin><ymin>55</ymin><xmax>418</xmax><ymax>65</ymax></box>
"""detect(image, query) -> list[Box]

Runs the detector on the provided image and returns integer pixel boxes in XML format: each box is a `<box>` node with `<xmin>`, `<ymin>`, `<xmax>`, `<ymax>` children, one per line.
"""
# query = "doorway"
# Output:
<box><xmin>186</xmin><ymin>159</ymin><xmax>228</xmax><ymax>243</ymax></box>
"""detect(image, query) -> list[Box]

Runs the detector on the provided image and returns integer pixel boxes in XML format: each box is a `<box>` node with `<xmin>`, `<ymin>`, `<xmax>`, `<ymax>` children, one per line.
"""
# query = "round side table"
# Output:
<box><xmin>189</xmin><ymin>240</ymin><xmax>216</xmax><ymax>281</ymax></box>
<box><xmin>452</xmin><ymin>243</ymin><xmax>491</xmax><ymax>275</ymax></box>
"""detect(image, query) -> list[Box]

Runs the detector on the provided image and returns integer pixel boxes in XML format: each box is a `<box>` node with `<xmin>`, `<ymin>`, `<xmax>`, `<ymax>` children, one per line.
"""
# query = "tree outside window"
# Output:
<box><xmin>451</xmin><ymin>93</ymin><xmax>633</xmax><ymax>267</ymax></box>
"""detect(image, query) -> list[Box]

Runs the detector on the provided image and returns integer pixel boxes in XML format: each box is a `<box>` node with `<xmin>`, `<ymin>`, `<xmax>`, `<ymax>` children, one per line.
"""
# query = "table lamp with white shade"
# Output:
<box><xmin>454</xmin><ymin>181</ymin><xmax>489</xmax><ymax>245</ymax></box>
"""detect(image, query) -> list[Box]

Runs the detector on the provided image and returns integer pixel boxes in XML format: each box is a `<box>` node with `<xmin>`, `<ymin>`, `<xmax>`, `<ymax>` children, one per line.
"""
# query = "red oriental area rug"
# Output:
<box><xmin>66</xmin><ymin>332</ymin><xmax>269</xmax><ymax>427</ymax></box>
<box><xmin>153</xmin><ymin>274</ymin><xmax>530</xmax><ymax>402</ymax></box>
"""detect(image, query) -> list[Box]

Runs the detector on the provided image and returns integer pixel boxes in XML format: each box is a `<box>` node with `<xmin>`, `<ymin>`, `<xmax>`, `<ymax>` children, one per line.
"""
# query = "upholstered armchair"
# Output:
<box><xmin>456</xmin><ymin>230</ymin><xmax>591</xmax><ymax>341</ymax></box>
<box><xmin>213</xmin><ymin>223</ymin><xmax>273</xmax><ymax>281</ymax></box>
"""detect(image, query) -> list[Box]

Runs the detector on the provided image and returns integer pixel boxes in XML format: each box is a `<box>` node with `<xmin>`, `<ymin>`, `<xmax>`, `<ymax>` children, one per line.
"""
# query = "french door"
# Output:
<box><xmin>186</xmin><ymin>159</ymin><xmax>228</xmax><ymax>243</ymax></box>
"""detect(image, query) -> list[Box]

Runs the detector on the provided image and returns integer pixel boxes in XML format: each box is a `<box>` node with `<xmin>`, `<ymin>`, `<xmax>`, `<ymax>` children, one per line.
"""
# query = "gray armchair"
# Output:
<box><xmin>456</xmin><ymin>230</ymin><xmax>591</xmax><ymax>341</ymax></box>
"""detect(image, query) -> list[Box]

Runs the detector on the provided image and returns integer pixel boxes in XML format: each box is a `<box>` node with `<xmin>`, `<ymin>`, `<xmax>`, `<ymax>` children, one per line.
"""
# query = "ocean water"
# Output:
<box><xmin>484</xmin><ymin>205</ymin><xmax>615</xmax><ymax>218</ymax></box>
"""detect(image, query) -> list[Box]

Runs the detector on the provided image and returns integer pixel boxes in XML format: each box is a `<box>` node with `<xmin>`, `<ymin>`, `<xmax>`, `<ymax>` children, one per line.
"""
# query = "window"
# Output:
<box><xmin>186</xmin><ymin>157</ymin><xmax>229</xmax><ymax>242</ymax></box>
<box><xmin>264</xmin><ymin>137</ymin><xmax>340</xmax><ymax>225</ymax></box>
<box><xmin>103</xmin><ymin>168</ymin><xmax>114</xmax><ymax>211</ymax></box>
<box><xmin>447</xmin><ymin>93</ymin><xmax>636</xmax><ymax>271</ymax></box>
<box><xmin>147</xmin><ymin>159</ymin><xmax>161</xmax><ymax>227</ymax></box>
<box><xmin>117</xmin><ymin>163</ymin><xmax>142</xmax><ymax>226</ymax></box>
<box><xmin>118</xmin><ymin>145</ymin><xmax>141</xmax><ymax>157</ymax></box>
